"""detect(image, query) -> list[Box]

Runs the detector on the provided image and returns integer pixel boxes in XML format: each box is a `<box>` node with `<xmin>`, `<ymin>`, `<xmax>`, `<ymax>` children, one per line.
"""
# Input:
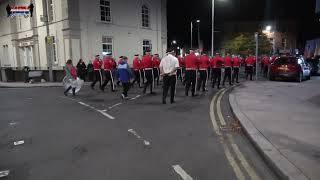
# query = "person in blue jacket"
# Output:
<box><xmin>117</xmin><ymin>56</ymin><xmax>133</xmax><ymax>99</ymax></box>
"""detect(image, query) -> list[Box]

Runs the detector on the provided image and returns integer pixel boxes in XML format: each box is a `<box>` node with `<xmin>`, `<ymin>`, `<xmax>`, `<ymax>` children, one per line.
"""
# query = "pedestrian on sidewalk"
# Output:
<box><xmin>160</xmin><ymin>49</ymin><xmax>179</xmax><ymax>104</ymax></box>
<box><xmin>117</xmin><ymin>56</ymin><xmax>133</xmax><ymax>99</ymax></box>
<box><xmin>76</xmin><ymin>59</ymin><xmax>87</xmax><ymax>81</ymax></box>
<box><xmin>64</xmin><ymin>59</ymin><xmax>77</xmax><ymax>96</ymax></box>
<box><xmin>184</xmin><ymin>49</ymin><xmax>200</xmax><ymax>97</ymax></box>
<box><xmin>211</xmin><ymin>53</ymin><xmax>223</xmax><ymax>89</ymax></box>
<box><xmin>131</xmin><ymin>54</ymin><xmax>142</xmax><ymax>88</ymax></box>
<box><xmin>90</xmin><ymin>55</ymin><xmax>103</xmax><ymax>90</ymax></box>
<box><xmin>222</xmin><ymin>53</ymin><xmax>233</xmax><ymax>86</ymax></box>
<box><xmin>142</xmin><ymin>51</ymin><xmax>155</xmax><ymax>94</ymax></box>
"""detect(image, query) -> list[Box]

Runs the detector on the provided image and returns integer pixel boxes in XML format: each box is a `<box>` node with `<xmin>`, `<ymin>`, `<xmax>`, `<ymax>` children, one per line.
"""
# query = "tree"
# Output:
<box><xmin>223</xmin><ymin>33</ymin><xmax>272</xmax><ymax>57</ymax></box>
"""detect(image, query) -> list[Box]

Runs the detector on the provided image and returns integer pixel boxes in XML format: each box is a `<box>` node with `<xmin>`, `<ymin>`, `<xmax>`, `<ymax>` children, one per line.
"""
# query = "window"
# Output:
<box><xmin>48</xmin><ymin>0</ymin><xmax>54</xmax><ymax>22</ymax></box>
<box><xmin>143</xmin><ymin>40</ymin><xmax>152</xmax><ymax>54</ymax></box>
<box><xmin>52</xmin><ymin>36</ymin><xmax>57</xmax><ymax>63</ymax></box>
<box><xmin>100</xmin><ymin>0</ymin><xmax>111</xmax><ymax>22</ymax></box>
<box><xmin>102</xmin><ymin>36</ymin><xmax>113</xmax><ymax>54</ymax></box>
<box><xmin>142</xmin><ymin>5</ymin><xmax>149</xmax><ymax>28</ymax></box>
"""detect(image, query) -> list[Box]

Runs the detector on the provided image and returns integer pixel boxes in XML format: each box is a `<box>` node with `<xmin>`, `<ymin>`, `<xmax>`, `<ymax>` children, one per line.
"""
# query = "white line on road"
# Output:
<box><xmin>217</xmin><ymin>89</ymin><xmax>227</xmax><ymax>126</ymax></box>
<box><xmin>128</xmin><ymin>129</ymin><xmax>151</xmax><ymax>146</ymax></box>
<box><xmin>108</xmin><ymin>103</ymin><xmax>122</xmax><ymax>110</ymax></box>
<box><xmin>130</xmin><ymin>95</ymin><xmax>141</xmax><ymax>100</ymax></box>
<box><xmin>78</xmin><ymin>101</ymin><xmax>115</xmax><ymax>120</ymax></box>
<box><xmin>172</xmin><ymin>165</ymin><xmax>193</xmax><ymax>180</ymax></box>
<box><xmin>9</xmin><ymin>122</ymin><xmax>20</xmax><ymax>126</ymax></box>
<box><xmin>0</xmin><ymin>170</ymin><xmax>10</xmax><ymax>178</ymax></box>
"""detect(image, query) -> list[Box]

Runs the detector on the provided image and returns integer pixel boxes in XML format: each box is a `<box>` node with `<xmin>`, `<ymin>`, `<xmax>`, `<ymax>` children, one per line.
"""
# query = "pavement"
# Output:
<box><xmin>0</xmin><ymin>79</ymin><xmax>277</xmax><ymax>180</ymax></box>
<box><xmin>0</xmin><ymin>82</ymin><xmax>63</xmax><ymax>88</ymax></box>
<box><xmin>229</xmin><ymin>77</ymin><xmax>320</xmax><ymax>180</ymax></box>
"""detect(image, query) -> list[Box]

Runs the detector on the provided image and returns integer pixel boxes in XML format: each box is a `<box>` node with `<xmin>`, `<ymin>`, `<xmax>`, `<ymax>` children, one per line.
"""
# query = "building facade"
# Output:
<box><xmin>0</xmin><ymin>0</ymin><xmax>167</xmax><ymax>81</ymax></box>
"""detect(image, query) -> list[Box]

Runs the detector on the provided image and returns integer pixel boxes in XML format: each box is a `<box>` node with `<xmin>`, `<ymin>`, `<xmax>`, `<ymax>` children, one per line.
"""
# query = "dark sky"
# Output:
<box><xmin>167</xmin><ymin>0</ymin><xmax>320</xmax><ymax>51</ymax></box>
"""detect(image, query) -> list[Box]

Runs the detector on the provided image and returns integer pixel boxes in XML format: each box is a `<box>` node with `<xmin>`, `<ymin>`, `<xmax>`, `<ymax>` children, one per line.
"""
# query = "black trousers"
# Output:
<box><xmin>177</xmin><ymin>68</ymin><xmax>183</xmax><ymax>82</ymax></box>
<box><xmin>223</xmin><ymin>67</ymin><xmax>232</xmax><ymax>86</ymax></box>
<box><xmin>122</xmin><ymin>82</ymin><xmax>131</xmax><ymax>97</ymax></box>
<box><xmin>132</xmin><ymin>70</ymin><xmax>141</xmax><ymax>87</ymax></box>
<box><xmin>233</xmin><ymin>67</ymin><xmax>240</xmax><ymax>83</ymax></box>
<box><xmin>263</xmin><ymin>66</ymin><xmax>268</xmax><ymax>78</ymax></box>
<box><xmin>101</xmin><ymin>70</ymin><xmax>115</xmax><ymax>91</ymax></box>
<box><xmin>185</xmin><ymin>70</ymin><xmax>197</xmax><ymax>96</ymax></box>
<box><xmin>163</xmin><ymin>75</ymin><xmax>176</xmax><ymax>102</ymax></box>
<box><xmin>246</xmin><ymin>66</ymin><xmax>253</xmax><ymax>80</ymax></box>
<box><xmin>197</xmin><ymin>70</ymin><xmax>208</xmax><ymax>91</ymax></box>
<box><xmin>212</xmin><ymin>68</ymin><xmax>221</xmax><ymax>88</ymax></box>
<box><xmin>142</xmin><ymin>70</ymin><xmax>146</xmax><ymax>83</ymax></box>
<box><xmin>153</xmin><ymin>68</ymin><xmax>160</xmax><ymax>85</ymax></box>
<box><xmin>91</xmin><ymin>70</ymin><xmax>102</xmax><ymax>88</ymax></box>
<box><xmin>143</xmin><ymin>69</ymin><xmax>154</xmax><ymax>93</ymax></box>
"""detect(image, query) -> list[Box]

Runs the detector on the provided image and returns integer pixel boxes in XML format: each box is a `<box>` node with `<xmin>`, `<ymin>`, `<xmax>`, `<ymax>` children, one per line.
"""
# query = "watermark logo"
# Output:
<box><xmin>6</xmin><ymin>3</ymin><xmax>34</xmax><ymax>18</ymax></box>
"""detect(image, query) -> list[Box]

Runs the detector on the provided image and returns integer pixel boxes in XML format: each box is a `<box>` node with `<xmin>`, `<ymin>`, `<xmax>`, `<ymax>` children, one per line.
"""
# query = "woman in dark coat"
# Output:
<box><xmin>76</xmin><ymin>59</ymin><xmax>87</xmax><ymax>81</ymax></box>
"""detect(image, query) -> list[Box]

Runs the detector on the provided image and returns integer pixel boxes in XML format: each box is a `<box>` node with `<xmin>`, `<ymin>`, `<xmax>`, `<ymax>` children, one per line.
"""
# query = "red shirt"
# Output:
<box><xmin>262</xmin><ymin>56</ymin><xmax>270</xmax><ymax>66</ymax></box>
<box><xmin>133</xmin><ymin>57</ymin><xmax>141</xmax><ymax>71</ymax></box>
<box><xmin>210</xmin><ymin>56</ymin><xmax>223</xmax><ymax>68</ymax></box>
<box><xmin>93</xmin><ymin>58</ymin><xmax>102</xmax><ymax>70</ymax></box>
<box><xmin>224</xmin><ymin>56</ymin><xmax>233</xmax><ymax>67</ymax></box>
<box><xmin>152</xmin><ymin>57</ymin><xmax>161</xmax><ymax>68</ymax></box>
<box><xmin>184</xmin><ymin>53</ymin><xmax>199</xmax><ymax>69</ymax></box>
<box><xmin>199</xmin><ymin>55</ymin><xmax>210</xmax><ymax>70</ymax></box>
<box><xmin>233</xmin><ymin>57</ymin><xmax>241</xmax><ymax>67</ymax></box>
<box><xmin>246</xmin><ymin>56</ymin><xmax>256</xmax><ymax>66</ymax></box>
<box><xmin>178</xmin><ymin>56</ymin><xmax>185</xmax><ymax>67</ymax></box>
<box><xmin>142</xmin><ymin>55</ymin><xmax>153</xmax><ymax>69</ymax></box>
<box><xmin>103</xmin><ymin>57</ymin><xmax>114</xmax><ymax>71</ymax></box>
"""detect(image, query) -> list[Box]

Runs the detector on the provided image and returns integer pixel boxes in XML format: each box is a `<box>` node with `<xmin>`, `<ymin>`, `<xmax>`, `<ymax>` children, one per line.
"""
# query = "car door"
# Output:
<box><xmin>300</xmin><ymin>58</ymin><xmax>310</xmax><ymax>77</ymax></box>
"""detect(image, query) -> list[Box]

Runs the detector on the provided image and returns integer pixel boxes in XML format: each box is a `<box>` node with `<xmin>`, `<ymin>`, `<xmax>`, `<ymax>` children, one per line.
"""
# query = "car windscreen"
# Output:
<box><xmin>274</xmin><ymin>58</ymin><xmax>297</xmax><ymax>65</ymax></box>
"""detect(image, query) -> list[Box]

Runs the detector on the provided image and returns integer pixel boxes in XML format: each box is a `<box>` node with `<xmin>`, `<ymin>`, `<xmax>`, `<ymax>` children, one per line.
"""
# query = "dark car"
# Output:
<box><xmin>269</xmin><ymin>56</ymin><xmax>311</xmax><ymax>82</ymax></box>
<box><xmin>306</xmin><ymin>56</ymin><xmax>320</xmax><ymax>75</ymax></box>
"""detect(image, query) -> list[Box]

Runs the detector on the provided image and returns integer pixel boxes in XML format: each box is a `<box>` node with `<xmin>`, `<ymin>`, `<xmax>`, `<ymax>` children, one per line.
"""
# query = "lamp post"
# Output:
<box><xmin>171</xmin><ymin>40</ymin><xmax>177</xmax><ymax>46</ymax></box>
<box><xmin>211</xmin><ymin>0</ymin><xmax>215</xmax><ymax>56</ymax></box>
<box><xmin>255</xmin><ymin>32</ymin><xmax>259</xmax><ymax>81</ymax></box>
<box><xmin>190</xmin><ymin>22</ymin><xmax>193</xmax><ymax>49</ymax></box>
<box><xmin>196</xmin><ymin>20</ymin><xmax>201</xmax><ymax>51</ymax></box>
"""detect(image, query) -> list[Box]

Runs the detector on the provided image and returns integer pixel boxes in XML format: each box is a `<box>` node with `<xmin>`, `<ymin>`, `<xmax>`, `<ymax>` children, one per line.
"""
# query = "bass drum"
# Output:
<box><xmin>62</xmin><ymin>76</ymin><xmax>84</xmax><ymax>94</ymax></box>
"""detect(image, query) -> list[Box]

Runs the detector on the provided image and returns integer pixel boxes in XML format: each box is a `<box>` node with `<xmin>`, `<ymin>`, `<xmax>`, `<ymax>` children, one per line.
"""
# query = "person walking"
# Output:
<box><xmin>211</xmin><ymin>53</ymin><xmax>223</xmax><ymax>89</ymax></box>
<box><xmin>197</xmin><ymin>52</ymin><xmax>210</xmax><ymax>92</ymax></box>
<box><xmin>118</xmin><ymin>57</ymin><xmax>133</xmax><ymax>99</ymax></box>
<box><xmin>262</xmin><ymin>55</ymin><xmax>270</xmax><ymax>78</ymax></box>
<box><xmin>76</xmin><ymin>59</ymin><xmax>87</xmax><ymax>81</ymax></box>
<box><xmin>222</xmin><ymin>53</ymin><xmax>233</xmax><ymax>86</ymax></box>
<box><xmin>245</xmin><ymin>54</ymin><xmax>256</xmax><ymax>81</ymax></box>
<box><xmin>184</xmin><ymin>49</ymin><xmax>199</xmax><ymax>97</ymax></box>
<box><xmin>232</xmin><ymin>55</ymin><xmax>241</xmax><ymax>84</ymax></box>
<box><xmin>131</xmin><ymin>54</ymin><xmax>142</xmax><ymax>88</ymax></box>
<box><xmin>160</xmin><ymin>49</ymin><xmax>179</xmax><ymax>104</ymax></box>
<box><xmin>87</xmin><ymin>61</ymin><xmax>94</xmax><ymax>81</ymax></box>
<box><xmin>142</xmin><ymin>51</ymin><xmax>155</xmax><ymax>94</ymax></box>
<box><xmin>176</xmin><ymin>55</ymin><xmax>184</xmax><ymax>83</ymax></box>
<box><xmin>64</xmin><ymin>59</ymin><xmax>77</xmax><ymax>96</ymax></box>
<box><xmin>90</xmin><ymin>55</ymin><xmax>103</xmax><ymax>90</ymax></box>
<box><xmin>153</xmin><ymin>54</ymin><xmax>161</xmax><ymax>85</ymax></box>
<box><xmin>101</xmin><ymin>54</ymin><xmax>116</xmax><ymax>92</ymax></box>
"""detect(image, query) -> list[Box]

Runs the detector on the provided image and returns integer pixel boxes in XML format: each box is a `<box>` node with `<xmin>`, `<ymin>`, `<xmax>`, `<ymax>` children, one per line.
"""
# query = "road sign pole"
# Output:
<box><xmin>255</xmin><ymin>32</ymin><xmax>259</xmax><ymax>81</ymax></box>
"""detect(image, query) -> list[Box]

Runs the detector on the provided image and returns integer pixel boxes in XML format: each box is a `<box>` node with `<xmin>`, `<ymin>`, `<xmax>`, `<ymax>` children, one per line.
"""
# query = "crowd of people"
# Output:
<box><xmin>64</xmin><ymin>48</ymin><xmax>274</xmax><ymax>104</ymax></box>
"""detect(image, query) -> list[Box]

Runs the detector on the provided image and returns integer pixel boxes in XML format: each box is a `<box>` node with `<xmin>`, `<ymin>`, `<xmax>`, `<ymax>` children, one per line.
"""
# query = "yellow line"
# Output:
<box><xmin>209</xmin><ymin>89</ymin><xmax>224</xmax><ymax>136</ymax></box>
<box><xmin>222</xmin><ymin>143</ymin><xmax>246</xmax><ymax>180</ymax></box>
<box><xmin>217</xmin><ymin>89</ymin><xmax>227</xmax><ymax>126</ymax></box>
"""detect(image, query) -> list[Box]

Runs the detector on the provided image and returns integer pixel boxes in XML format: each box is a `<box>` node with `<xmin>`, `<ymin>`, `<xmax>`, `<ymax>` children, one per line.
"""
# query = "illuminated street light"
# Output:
<box><xmin>266</xmin><ymin>25</ymin><xmax>272</xmax><ymax>31</ymax></box>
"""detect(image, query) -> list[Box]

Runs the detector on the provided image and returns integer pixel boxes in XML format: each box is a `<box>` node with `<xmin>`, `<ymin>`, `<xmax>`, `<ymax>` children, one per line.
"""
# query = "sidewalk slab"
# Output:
<box><xmin>229</xmin><ymin>79</ymin><xmax>320</xmax><ymax>180</ymax></box>
<box><xmin>0</xmin><ymin>82</ymin><xmax>62</xmax><ymax>88</ymax></box>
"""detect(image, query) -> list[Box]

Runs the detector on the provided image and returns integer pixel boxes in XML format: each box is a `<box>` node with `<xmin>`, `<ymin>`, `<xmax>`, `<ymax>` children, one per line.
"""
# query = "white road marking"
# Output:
<box><xmin>9</xmin><ymin>122</ymin><xmax>19</xmax><ymax>126</ymax></box>
<box><xmin>217</xmin><ymin>89</ymin><xmax>227</xmax><ymax>126</ymax></box>
<box><xmin>222</xmin><ymin>143</ymin><xmax>246</xmax><ymax>180</ymax></box>
<box><xmin>130</xmin><ymin>95</ymin><xmax>141</xmax><ymax>100</ymax></box>
<box><xmin>13</xmin><ymin>140</ymin><xmax>24</xmax><ymax>146</ymax></box>
<box><xmin>128</xmin><ymin>129</ymin><xmax>151</xmax><ymax>146</ymax></box>
<box><xmin>108</xmin><ymin>103</ymin><xmax>122</xmax><ymax>110</ymax></box>
<box><xmin>172</xmin><ymin>165</ymin><xmax>193</xmax><ymax>180</ymax></box>
<box><xmin>78</xmin><ymin>101</ymin><xmax>115</xmax><ymax>120</ymax></box>
<box><xmin>209</xmin><ymin>89</ymin><xmax>224</xmax><ymax>136</ymax></box>
<box><xmin>0</xmin><ymin>170</ymin><xmax>10</xmax><ymax>178</ymax></box>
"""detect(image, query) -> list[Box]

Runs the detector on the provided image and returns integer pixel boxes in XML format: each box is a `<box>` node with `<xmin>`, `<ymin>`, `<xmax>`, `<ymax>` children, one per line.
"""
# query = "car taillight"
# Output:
<box><xmin>287</xmin><ymin>64</ymin><xmax>299</xmax><ymax>72</ymax></box>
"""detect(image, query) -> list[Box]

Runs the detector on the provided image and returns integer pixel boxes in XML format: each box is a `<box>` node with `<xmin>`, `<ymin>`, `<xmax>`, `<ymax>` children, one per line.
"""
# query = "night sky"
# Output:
<box><xmin>167</xmin><ymin>0</ymin><xmax>320</xmax><ymax>51</ymax></box>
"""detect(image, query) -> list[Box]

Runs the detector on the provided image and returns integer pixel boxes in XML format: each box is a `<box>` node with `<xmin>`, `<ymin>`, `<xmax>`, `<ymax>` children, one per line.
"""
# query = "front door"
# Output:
<box><xmin>23</xmin><ymin>46</ymin><xmax>34</xmax><ymax>67</ymax></box>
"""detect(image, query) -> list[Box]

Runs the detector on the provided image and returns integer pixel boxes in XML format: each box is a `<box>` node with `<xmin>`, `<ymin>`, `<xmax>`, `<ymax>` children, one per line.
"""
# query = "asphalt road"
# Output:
<box><xmin>0</xmin><ymin>81</ymin><xmax>278</xmax><ymax>180</ymax></box>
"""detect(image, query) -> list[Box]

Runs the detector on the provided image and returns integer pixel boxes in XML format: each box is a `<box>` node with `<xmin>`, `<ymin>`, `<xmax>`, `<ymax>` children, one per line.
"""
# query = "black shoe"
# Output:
<box><xmin>100</xmin><ymin>87</ymin><xmax>104</xmax><ymax>91</ymax></box>
<box><xmin>236</xmin><ymin>82</ymin><xmax>239</xmax><ymax>83</ymax></box>
<box><xmin>192</xmin><ymin>94</ymin><xmax>198</xmax><ymax>97</ymax></box>
<box><xmin>64</xmin><ymin>91</ymin><xmax>68</xmax><ymax>96</ymax></box>
<box><xmin>142</xmin><ymin>89</ymin><xmax>146</xmax><ymax>94</ymax></box>
<box><xmin>91</xmin><ymin>86</ymin><xmax>94</xmax><ymax>90</ymax></box>
<box><xmin>185</xmin><ymin>92</ymin><xmax>189</xmax><ymax>96</ymax></box>
<box><xmin>162</xmin><ymin>99</ymin><xmax>166</xmax><ymax>104</ymax></box>
<box><xmin>111</xmin><ymin>90</ymin><xmax>116</xmax><ymax>92</ymax></box>
<box><xmin>150</xmin><ymin>92</ymin><xmax>156</xmax><ymax>95</ymax></box>
<box><xmin>170</xmin><ymin>100</ymin><xmax>175</xmax><ymax>104</ymax></box>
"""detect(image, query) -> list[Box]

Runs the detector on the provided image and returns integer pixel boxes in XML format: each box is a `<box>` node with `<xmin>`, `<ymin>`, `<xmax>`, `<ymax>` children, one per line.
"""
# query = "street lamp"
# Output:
<box><xmin>190</xmin><ymin>20</ymin><xmax>201</xmax><ymax>50</ymax></box>
<box><xmin>171</xmin><ymin>40</ymin><xmax>177</xmax><ymax>47</ymax></box>
<box><xmin>196</xmin><ymin>20</ymin><xmax>201</xmax><ymax>51</ymax></box>
<box><xmin>211</xmin><ymin>0</ymin><xmax>226</xmax><ymax>56</ymax></box>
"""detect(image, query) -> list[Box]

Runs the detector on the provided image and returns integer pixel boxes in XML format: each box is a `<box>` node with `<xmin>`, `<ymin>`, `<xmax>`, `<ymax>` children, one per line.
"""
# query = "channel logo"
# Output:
<box><xmin>6</xmin><ymin>3</ymin><xmax>34</xmax><ymax>18</ymax></box>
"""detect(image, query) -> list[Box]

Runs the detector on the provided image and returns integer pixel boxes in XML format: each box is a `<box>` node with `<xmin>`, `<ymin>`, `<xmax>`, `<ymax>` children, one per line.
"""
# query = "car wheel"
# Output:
<box><xmin>296</xmin><ymin>72</ymin><xmax>303</xmax><ymax>83</ymax></box>
<box><xmin>307</xmin><ymin>75</ymin><xmax>311</xmax><ymax>80</ymax></box>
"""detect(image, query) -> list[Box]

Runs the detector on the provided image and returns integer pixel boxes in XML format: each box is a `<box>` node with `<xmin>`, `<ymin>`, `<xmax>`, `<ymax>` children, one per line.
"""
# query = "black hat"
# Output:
<box><xmin>154</xmin><ymin>54</ymin><xmax>159</xmax><ymax>56</ymax></box>
<box><xmin>134</xmin><ymin>54</ymin><xmax>139</xmax><ymax>56</ymax></box>
<box><xmin>95</xmin><ymin>55</ymin><xmax>100</xmax><ymax>58</ymax></box>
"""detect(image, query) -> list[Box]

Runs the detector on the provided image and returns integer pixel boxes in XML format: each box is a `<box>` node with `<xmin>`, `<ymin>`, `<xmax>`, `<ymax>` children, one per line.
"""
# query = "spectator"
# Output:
<box><xmin>77</xmin><ymin>59</ymin><xmax>87</xmax><ymax>81</ymax></box>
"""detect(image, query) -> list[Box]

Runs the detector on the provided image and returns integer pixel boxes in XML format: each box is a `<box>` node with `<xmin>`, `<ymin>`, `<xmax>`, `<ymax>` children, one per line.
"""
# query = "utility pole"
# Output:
<box><xmin>197</xmin><ymin>20</ymin><xmax>201</xmax><ymax>51</ymax></box>
<box><xmin>211</xmin><ymin>0</ymin><xmax>215</xmax><ymax>56</ymax></box>
<box><xmin>190</xmin><ymin>22</ymin><xmax>193</xmax><ymax>49</ymax></box>
<box><xmin>255</xmin><ymin>32</ymin><xmax>259</xmax><ymax>81</ymax></box>
<box><xmin>42</xmin><ymin>0</ymin><xmax>53</xmax><ymax>82</ymax></box>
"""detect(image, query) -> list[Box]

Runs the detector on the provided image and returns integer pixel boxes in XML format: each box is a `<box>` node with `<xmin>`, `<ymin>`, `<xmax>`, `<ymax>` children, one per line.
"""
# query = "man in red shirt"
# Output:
<box><xmin>101</xmin><ymin>54</ymin><xmax>116</xmax><ymax>92</ymax></box>
<box><xmin>153</xmin><ymin>54</ymin><xmax>161</xmax><ymax>85</ymax></box>
<box><xmin>90</xmin><ymin>55</ymin><xmax>103</xmax><ymax>90</ymax></box>
<box><xmin>222</xmin><ymin>53</ymin><xmax>233</xmax><ymax>86</ymax></box>
<box><xmin>232</xmin><ymin>55</ymin><xmax>241</xmax><ymax>84</ymax></box>
<box><xmin>176</xmin><ymin>55</ymin><xmax>184</xmax><ymax>83</ymax></box>
<box><xmin>210</xmin><ymin>53</ymin><xmax>223</xmax><ymax>89</ymax></box>
<box><xmin>262</xmin><ymin>55</ymin><xmax>270</xmax><ymax>78</ymax></box>
<box><xmin>184</xmin><ymin>49</ymin><xmax>199</xmax><ymax>96</ymax></box>
<box><xmin>197</xmin><ymin>52</ymin><xmax>210</xmax><ymax>92</ymax></box>
<box><xmin>245</xmin><ymin>54</ymin><xmax>256</xmax><ymax>80</ymax></box>
<box><xmin>131</xmin><ymin>54</ymin><xmax>142</xmax><ymax>88</ymax></box>
<box><xmin>142</xmin><ymin>51</ymin><xmax>155</xmax><ymax>94</ymax></box>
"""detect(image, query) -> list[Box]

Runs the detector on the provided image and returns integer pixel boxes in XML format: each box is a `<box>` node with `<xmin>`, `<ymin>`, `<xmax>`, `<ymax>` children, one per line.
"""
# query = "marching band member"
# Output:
<box><xmin>101</xmin><ymin>53</ymin><xmax>116</xmax><ymax>92</ymax></box>
<box><xmin>184</xmin><ymin>49</ymin><xmax>199</xmax><ymax>97</ymax></box>
<box><xmin>197</xmin><ymin>52</ymin><xmax>210</xmax><ymax>92</ymax></box>
<box><xmin>142</xmin><ymin>51</ymin><xmax>155</xmax><ymax>94</ymax></box>
<box><xmin>90</xmin><ymin>55</ymin><xmax>103</xmax><ymax>90</ymax></box>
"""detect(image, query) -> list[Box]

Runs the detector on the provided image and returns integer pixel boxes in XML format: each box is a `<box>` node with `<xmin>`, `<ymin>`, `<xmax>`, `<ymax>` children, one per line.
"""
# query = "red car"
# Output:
<box><xmin>269</xmin><ymin>56</ymin><xmax>311</xmax><ymax>82</ymax></box>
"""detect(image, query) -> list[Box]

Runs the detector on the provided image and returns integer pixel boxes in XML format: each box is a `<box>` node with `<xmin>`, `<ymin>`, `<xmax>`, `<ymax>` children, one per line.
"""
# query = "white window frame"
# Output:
<box><xmin>100</xmin><ymin>0</ymin><xmax>111</xmax><ymax>22</ymax></box>
<box><xmin>48</xmin><ymin>0</ymin><xmax>54</xmax><ymax>22</ymax></box>
<box><xmin>143</xmin><ymin>39</ymin><xmax>152</xmax><ymax>55</ymax></box>
<box><xmin>142</xmin><ymin>5</ymin><xmax>150</xmax><ymax>28</ymax></box>
<box><xmin>102</xmin><ymin>36</ymin><xmax>113</xmax><ymax>54</ymax></box>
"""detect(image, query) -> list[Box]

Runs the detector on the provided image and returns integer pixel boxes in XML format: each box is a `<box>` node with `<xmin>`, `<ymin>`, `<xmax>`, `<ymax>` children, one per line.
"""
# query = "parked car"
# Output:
<box><xmin>306</xmin><ymin>56</ymin><xmax>320</xmax><ymax>75</ymax></box>
<box><xmin>269</xmin><ymin>56</ymin><xmax>311</xmax><ymax>82</ymax></box>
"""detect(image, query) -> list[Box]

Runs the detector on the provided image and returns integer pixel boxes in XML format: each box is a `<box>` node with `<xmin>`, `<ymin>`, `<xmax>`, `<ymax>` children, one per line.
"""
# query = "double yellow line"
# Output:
<box><xmin>210</xmin><ymin>88</ymin><xmax>261</xmax><ymax>180</ymax></box>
